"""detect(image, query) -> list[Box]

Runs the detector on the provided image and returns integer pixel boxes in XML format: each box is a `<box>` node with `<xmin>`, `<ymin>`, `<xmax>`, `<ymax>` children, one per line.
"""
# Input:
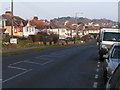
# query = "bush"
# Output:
<box><xmin>17</xmin><ymin>40</ymin><xmax>33</xmax><ymax>48</ymax></box>
<box><xmin>2</xmin><ymin>37</ymin><xmax>10</xmax><ymax>42</ymax></box>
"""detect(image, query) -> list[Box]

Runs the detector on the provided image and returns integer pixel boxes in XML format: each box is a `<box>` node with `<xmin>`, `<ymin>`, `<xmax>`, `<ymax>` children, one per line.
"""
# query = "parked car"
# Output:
<box><xmin>106</xmin><ymin>64</ymin><xmax>120</xmax><ymax>89</ymax></box>
<box><xmin>103</xmin><ymin>44</ymin><xmax>120</xmax><ymax>82</ymax></box>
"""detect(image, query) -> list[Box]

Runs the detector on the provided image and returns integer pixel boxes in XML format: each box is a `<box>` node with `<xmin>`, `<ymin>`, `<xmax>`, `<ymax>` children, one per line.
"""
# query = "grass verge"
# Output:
<box><xmin>2</xmin><ymin>51</ymin><xmax>26</xmax><ymax>57</ymax></box>
<box><xmin>2</xmin><ymin>40</ymin><xmax>96</xmax><ymax>56</ymax></box>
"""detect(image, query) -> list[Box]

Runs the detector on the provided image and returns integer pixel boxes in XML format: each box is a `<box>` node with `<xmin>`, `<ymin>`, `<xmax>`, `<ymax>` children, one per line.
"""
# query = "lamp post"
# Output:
<box><xmin>75</xmin><ymin>12</ymin><xmax>83</xmax><ymax>44</ymax></box>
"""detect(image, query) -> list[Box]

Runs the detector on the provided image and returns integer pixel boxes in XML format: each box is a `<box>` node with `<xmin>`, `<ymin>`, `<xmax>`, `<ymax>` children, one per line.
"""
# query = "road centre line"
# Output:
<box><xmin>93</xmin><ymin>82</ymin><xmax>98</xmax><ymax>88</ymax></box>
<box><xmin>98</xmin><ymin>61</ymin><xmax>100</xmax><ymax>64</ymax></box>
<box><xmin>3</xmin><ymin>69</ymin><xmax>32</xmax><ymax>83</ymax></box>
<box><xmin>96</xmin><ymin>68</ymin><xmax>99</xmax><ymax>72</ymax></box>
<box><xmin>8</xmin><ymin>66</ymin><xmax>27</xmax><ymax>71</ymax></box>
<box><xmin>97</xmin><ymin>65</ymin><xmax>100</xmax><ymax>68</ymax></box>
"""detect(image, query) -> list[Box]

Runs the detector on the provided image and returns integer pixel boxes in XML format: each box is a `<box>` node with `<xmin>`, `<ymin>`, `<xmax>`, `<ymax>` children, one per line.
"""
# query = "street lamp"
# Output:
<box><xmin>75</xmin><ymin>12</ymin><xmax>83</xmax><ymax>44</ymax></box>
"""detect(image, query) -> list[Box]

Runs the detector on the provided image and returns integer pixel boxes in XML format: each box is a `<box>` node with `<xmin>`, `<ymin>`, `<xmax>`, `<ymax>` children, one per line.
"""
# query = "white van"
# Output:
<box><xmin>98</xmin><ymin>28</ymin><xmax>120</xmax><ymax>61</ymax></box>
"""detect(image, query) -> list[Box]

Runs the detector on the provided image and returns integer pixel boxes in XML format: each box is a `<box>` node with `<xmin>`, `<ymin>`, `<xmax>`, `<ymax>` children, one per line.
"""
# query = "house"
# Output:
<box><xmin>0</xmin><ymin>16</ymin><xmax>9</xmax><ymax>38</ymax></box>
<box><xmin>86</xmin><ymin>26</ymin><xmax>100</xmax><ymax>34</ymax></box>
<box><xmin>30</xmin><ymin>17</ymin><xmax>49</xmax><ymax>31</ymax></box>
<box><xmin>23</xmin><ymin>16</ymin><xmax>51</xmax><ymax>37</ymax></box>
<box><xmin>23</xmin><ymin>20</ymin><xmax>40</xmax><ymax>37</ymax></box>
<box><xmin>48</xmin><ymin>22</ymin><xmax>71</xmax><ymax>40</ymax></box>
<box><xmin>2</xmin><ymin>11</ymin><xmax>25</xmax><ymax>37</ymax></box>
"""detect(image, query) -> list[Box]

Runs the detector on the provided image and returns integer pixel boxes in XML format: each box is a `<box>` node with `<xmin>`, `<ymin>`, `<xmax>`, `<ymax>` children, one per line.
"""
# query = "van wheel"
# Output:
<box><xmin>99</xmin><ymin>54</ymin><xmax>104</xmax><ymax>62</ymax></box>
<box><xmin>103</xmin><ymin>69</ymin><xmax>108</xmax><ymax>84</ymax></box>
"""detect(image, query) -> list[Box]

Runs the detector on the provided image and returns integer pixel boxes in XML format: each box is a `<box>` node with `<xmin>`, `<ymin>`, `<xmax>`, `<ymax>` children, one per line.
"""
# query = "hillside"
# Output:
<box><xmin>51</xmin><ymin>17</ymin><xmax>117</xmax><ymax>26</ymax></box>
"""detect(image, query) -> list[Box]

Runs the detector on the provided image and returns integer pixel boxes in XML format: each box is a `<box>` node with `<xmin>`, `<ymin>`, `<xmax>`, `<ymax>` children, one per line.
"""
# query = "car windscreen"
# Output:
<box><xmin>103</xmin><ymin>32</ymin><xmax>120</xmax><ymax>42</ymax></box>
<box><xmin>111</xmin><ymin>46</ymin><xmax>120</xmax><ymax>59</ymax></box>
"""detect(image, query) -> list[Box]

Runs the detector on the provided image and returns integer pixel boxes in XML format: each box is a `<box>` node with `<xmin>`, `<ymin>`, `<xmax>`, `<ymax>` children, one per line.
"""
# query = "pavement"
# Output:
<box><xmin>2</xmin><ymin>46</ymin><xmax>46</xmax><ymax>53</ymax></box>
<box><xmin>2</xmin><ymin>43</ymin><xmax>105</xmax><ymax>88</ymax></box>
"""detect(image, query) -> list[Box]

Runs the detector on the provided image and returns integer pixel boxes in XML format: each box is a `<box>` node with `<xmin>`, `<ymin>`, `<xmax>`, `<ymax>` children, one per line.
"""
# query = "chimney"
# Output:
<box><xmin>33</xmin><ymin>16</ymin><xmax>38</xmax><ymax>20</ymax></box>
<box><xmin>5</xmin><ymin>11</ymin><xmax>12</xmax><ymax>16</ymax></box>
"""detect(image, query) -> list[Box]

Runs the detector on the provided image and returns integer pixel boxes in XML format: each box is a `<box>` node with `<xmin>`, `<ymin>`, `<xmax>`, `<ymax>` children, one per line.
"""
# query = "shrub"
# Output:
<box><xmin>2</xmin><ymin>37</ymin><xmax>10</xmax><ymax>42</ymax></box>
<box><xmin>17</xmin><ymin>40</ymin><xmax>33</xmax><ymax>48</ymax></box>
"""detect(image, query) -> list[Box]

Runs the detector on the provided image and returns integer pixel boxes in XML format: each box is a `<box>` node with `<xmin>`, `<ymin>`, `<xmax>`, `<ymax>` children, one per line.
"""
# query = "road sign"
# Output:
<box><xmin>10</xmin><ymin>38</ymin><xmax>17</xmax><ymax>44</ymax></box>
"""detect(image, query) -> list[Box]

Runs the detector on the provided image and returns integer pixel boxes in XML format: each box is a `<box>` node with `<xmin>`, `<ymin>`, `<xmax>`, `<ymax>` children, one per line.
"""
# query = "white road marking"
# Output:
<box><xmin>98</xmin><ymin>61</ymin><xmax>100</xmax><ymax>64</ymax></box>
<box><xmin>39</xmin><ymin>57</ymin><xmax>52</xmax><ymax>60</ymax></box>
<box><xmin>50</xmin><ymin>54</ymin><xmax>65</xmax><ymax>56</ymax></box>
<box><xmin>35</xmin><ymin>54</ymin><xmax>65</xmax><ymax>59</ymax></box>
<box><xmin>97</xmin><ymin>65</ymin><xmax>100</xmax><ymax>68</ymax></box>
<box><xmin>40</xmin><ymin>55</ymin><xmax>57</xmax><ymax>58</ymax></box>
<box><xmin>35</xmin><ymin>55</ymin><xmax>55</xmax><ymax>59</ymax></box>
<box><xmin>8</xmin><ymin>66</ymin><xmax>27</xmax><ymax>71</ymax></box>
<box><xmin>3</xmin><ymin>69</ymin><xmax>32</xmax><ymax>83</ymax></box>
<box><xmin>96</xmin><ymin>69</ymin><xmax>99</xmax><ymax>72</ymax></box>
<box><xmin>41</xmin><ymin>60</ymin><xmax>53</xmax><ymax>65</ymax></box>
<box><xmin>35</xmin><ymin>56</ymin><xmax>44</xmax><ymax>59</ymax></box>
<box><xmin>25</xmin><ymin>59</ymin><xmax>53</xmax><ymax>65</ymax></box>
<box><xmin>24</xmin><ymin>60</ymin><xmax>41</xmax><ymax>65</ymax></box>
<box><xmin>93</xmin><ymin>82</ymin><xmax>98</xmax><ymax>88</ymax></box>
<box><xmin>9</xmin><ymin>61</ymin><xmax>24</xmax><ymax>65</ymax></box>
<box><xmin>95</xmin><ymin>74</ymin><xmax>98</xmax><ymax>79</ymax></box>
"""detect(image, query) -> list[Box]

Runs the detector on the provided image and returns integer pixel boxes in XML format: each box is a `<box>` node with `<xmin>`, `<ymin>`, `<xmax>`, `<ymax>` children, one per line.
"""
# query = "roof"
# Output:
<box><xmin>30</xmin><ymin>19</ymin><xmax>49</xmax><ymax>29</ymax></box>
<box><xmin>50</xmin><ymin>22</ymin><xmax>65</xmax><ymax>29</ymax></box>
<box><xmin>2</xmin><ymin>14</ymin><xmax>25</xmax><ymax>26</ymax></box>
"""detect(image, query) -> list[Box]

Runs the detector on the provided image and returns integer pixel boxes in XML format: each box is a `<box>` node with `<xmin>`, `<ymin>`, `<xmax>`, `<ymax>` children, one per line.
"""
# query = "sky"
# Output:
<box><xmin>0</xmin><ymin>0</ymin><xmax>119</xmax><ymax>21</ymax></box>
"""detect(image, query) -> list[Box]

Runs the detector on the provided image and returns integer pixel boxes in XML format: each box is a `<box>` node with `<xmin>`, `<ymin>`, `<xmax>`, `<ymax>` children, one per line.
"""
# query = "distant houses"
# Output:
<box><xmin>1</xmin><ymin>11</ymin><xmax>113</xmax><ymax>41</ymax></box>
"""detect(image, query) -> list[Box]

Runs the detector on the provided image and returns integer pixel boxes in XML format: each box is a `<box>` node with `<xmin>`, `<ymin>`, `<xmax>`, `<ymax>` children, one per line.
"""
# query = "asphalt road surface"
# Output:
<box><xmin>2</xmin><ymin>43</ymin><xmax>105</xmax><ymax>88</ymax></box>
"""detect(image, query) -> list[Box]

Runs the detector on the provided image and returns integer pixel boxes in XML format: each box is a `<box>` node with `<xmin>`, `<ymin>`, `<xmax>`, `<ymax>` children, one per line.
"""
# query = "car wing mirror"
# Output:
<box><xmin>103</xmin><ymin>54</ymin><xmax>109</xmax><ymax>59</ymax></box>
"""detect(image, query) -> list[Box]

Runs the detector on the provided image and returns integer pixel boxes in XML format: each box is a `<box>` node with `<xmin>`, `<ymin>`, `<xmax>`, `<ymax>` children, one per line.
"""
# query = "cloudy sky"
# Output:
<box><xmin>0</xmin><ymin>0</ymin><xmax>119</xmax><ymax>21</ymax></box>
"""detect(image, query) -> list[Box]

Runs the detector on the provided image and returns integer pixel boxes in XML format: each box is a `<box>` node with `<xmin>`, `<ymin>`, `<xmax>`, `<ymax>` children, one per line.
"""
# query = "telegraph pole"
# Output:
<box><xmin>58</xmin><ymin>17</ymin><xmax>60</xmax><ymax>44</ymax></box>
<box><xmin>11</xmin><ymin>0</ymin><xmax>13</xmax><ymax>38</ymax></box>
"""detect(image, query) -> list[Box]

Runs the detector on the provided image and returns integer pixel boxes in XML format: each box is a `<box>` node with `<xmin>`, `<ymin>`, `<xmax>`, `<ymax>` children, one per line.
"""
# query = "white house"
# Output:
<box><xmin>0</xmin><ymin>16</ymin><xmax>9</xmax><ymax>35</ymax></box>
<box><xmin>23</xmin><ymin>21</ymin><xmax>40</xmax><ymax>37</ymax></box>
<box><xmin>47</xmin><ymin>28</ymin><xmax>71</xmax><ymax>40</ymax></box>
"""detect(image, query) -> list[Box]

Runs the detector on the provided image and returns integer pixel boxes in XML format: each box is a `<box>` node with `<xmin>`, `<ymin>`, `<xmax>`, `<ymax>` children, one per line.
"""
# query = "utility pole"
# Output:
<box><xmin>58</xmin><ymin>17</ymin><xmax>60</xmax><ymax>44</ymax></box>
<box><xmin>11</xmin><ymin>0</ymin><xmax>13</xmax><ymax>38</ymax></box>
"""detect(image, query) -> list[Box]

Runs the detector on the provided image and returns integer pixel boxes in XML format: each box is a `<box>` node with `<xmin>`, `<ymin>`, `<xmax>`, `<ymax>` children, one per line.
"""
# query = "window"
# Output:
<box><xmin>62</xmin><ymin>29</ymin><xmax>65</xmax><ymax>32</ymax></box>
<box><xmin>14</xmin><ymin>28</ymin><xmax>17</xmax><ymax>33</ymax></box>
<box><xmin>26</xmin><ymin>27</ymin><xmax>28</xmax><ymax>32</ymax></box>
<box><xmin>103</xmin><ymin>32</ymin><xmax>120</xmax><ymax>42</ymax></box>
<box><xmin>19</xmin><ymin>27</ymin><xmax>23</xmax><ymax>32</ymax></box>
<box><xmin>111</xmin><ymin>46</ymin><xmax>120</xmax><ymax>59</ymax></box>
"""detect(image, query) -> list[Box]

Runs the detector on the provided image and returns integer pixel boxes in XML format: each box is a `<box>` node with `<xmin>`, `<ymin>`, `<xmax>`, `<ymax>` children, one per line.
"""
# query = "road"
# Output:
<box><xmin>2</xmin><ymin>43</ymin><xmax>105</xmax><ymax>88</ymax></box>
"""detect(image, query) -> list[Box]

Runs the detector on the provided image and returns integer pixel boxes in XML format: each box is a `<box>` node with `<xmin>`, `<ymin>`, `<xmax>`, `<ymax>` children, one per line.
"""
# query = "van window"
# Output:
<box><xmin>103</xmin><ymin>32</ymin><xmax>120</xmax><ymax>42</ymax></box>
